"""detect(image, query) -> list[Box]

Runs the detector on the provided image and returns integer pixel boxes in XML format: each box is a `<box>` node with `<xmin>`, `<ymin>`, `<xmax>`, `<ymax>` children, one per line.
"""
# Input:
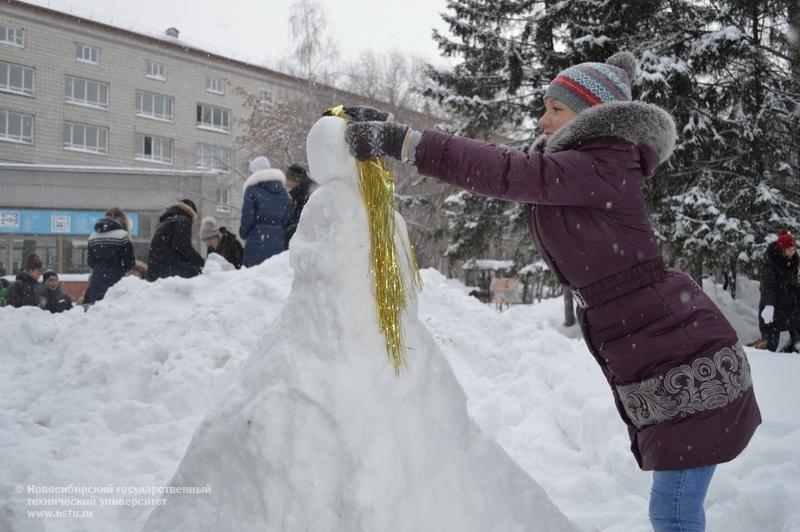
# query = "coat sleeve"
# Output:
<box><xmin>414</xmin><ymin>130</ymin><xmax>624</xmax><ymax>208</ymax></box>
<box><xmin>123</xmin><ymin>238</ymin><xmax>136</xmax><ymax>272</ymax></box>
<box><xmin>232</xmin><ymin>239</ymin><xmax>244</xmax><ymax>269</ymax></box>
<box><xmin>5</xmin><ymin>283</ymin><xmax>20</xmax><ymax>308</ymax></box>
<box><xmin>174</xmin><ymin>218</ymin><xmax>205</xmax><ymax>267</ymax></box>
<box><xmin>239</xmin><ymin>189</ymin><xmax>256</xmax><ymax>239</ymax></box>
<box><xmin>760</xmin><ymin>259</ymin><xmax>777</xmax><ymax>307</ymax></box>
<box><xmin>87</xmin><ymin>242</ymin><xmax>96</xmax><ymax>268</ymax></box>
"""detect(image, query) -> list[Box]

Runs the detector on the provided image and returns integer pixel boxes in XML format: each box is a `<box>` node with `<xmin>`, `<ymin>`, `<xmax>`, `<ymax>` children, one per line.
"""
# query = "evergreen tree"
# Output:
<box><xmin>429</xmin><ymin>0</ymin><xmax>800</xmax><ymax>289</ymax></box>
<box><xmin>645</xmin><ymin>0</ymin><xmax>800</xmax><ymax>280</ymax></box>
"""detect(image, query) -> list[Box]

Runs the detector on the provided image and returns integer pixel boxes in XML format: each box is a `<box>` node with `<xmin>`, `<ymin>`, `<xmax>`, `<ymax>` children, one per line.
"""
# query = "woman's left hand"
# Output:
<box><xmin>345</xmin><ymin>121</ymin><xmax>410</xmax><ymax>161</ymax></box>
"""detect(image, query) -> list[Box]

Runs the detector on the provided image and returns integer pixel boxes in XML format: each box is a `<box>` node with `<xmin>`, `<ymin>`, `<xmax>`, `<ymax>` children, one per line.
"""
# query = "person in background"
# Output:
<box><xmin>42</xmin><ymin>270</ymin><xmax>73</xmax><ymax>313</ymax></box>
<box><xmin>0</xmin><ymin>278</ymin><xmax>9</xmax><ymax>306</ymax></box>
<box><xmin>148</xmin><ymin>199</ymin><xmax>205</xmax><ymax>280</ymax></box>
<box><xmin>342</xmin><ymin>50</ymin><xmax>760</xmax><ymax>532</ymax></box>
<box><xmin>199</xmin><ymin>216</ymin><xmax>244</xmax><ymax>269</ymax></box>
<box><xmin>284</xmin><ymin>163</ymin><xmax>317</xmax><ymax>245</ymax></box>
<box><xmin>240</xmin><ymin>156</ymin><xmax>292</xmax><ymax>267</ymax></box>
<box><xmin>5</xmin><ymin>253</ymin><xmax>44</xmax><ymax>308</ymax></box>
<box><xmin>84</xmin><ymin>207</ymin><xmax>136</xmax><ymax>304</ymax></box>
<box><xmin>758</xmin><ymin>229</ymin><xmax>800</xmax><ymax>352</ymax></box>
<box><xmin>131</xmin><ymin>261</ymin><xmax>149</xmax><ymax>280</ymax></box>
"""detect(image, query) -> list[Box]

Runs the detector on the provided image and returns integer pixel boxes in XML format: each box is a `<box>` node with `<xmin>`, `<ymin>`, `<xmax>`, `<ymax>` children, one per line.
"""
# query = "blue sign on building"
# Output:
<box><xmin>0</xmin><ymin>209</ymin><xmax>139</xmax><ymax>236</ymax></box>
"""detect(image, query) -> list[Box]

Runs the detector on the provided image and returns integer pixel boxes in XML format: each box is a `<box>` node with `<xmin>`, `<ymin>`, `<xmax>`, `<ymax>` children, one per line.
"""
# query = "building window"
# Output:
<box><xmin>0</xmin><ymin>109</ymin><xmax>33</xmax><ymax>144</ymax></box>
<box><xmin>206</xmin><ymin>76</ymin><xmax>225</xmax><ymax>94</ymax></box>
<box><xmin>135</xmin><ymin>133</ymin><xmax>173</xmax><ymax>164</ymax></box>
<box><xmin>65</xmin><ymin>75</ymin><xmax>108</xmax><ymax>109</ymax></box>
<box><xmin>0</xmin><ymin>23</ymin><xmax>24</xmax><ymax>47</ymax></box>
<box><xmin>0</xmin><ymin>61</ymin><xmax>34</xmax><ymax>96</ymax></box>
<box><xmin>196</xmin><ymin>103</ymin><xmax>230</xmax><ymax>132</ymax></box>
<box><xmin>76</xmin><ymin>43</ymin><xmax>100</xmax><ymax>64</ymax></box>
<box><xmin>146</xmin><ymin>60</ymin><xmax>166</xmax><ymax>80</ymax></box>
<box><xmin>258</xmin><ymin>89</ymin><xmax>272</xmax><ymax>104</ymax></box>
<box><xmin>196</xmin><ymin>144</ymin><xmax>231</xmax><ymax>171</ymax></box>
<box><xmin>135</xmin><ymin>90</ymin><xmax>174</xmax><ymax>121</ymax></box>
<box><xmin>216</xmin><ymin>187</ymin><xmax>231</xmax><ymax>213</ymax></box>
<box><xmin>63</xmin><ymin>121</ymin><xmax>108</xmax><ymax>154</ymax></box>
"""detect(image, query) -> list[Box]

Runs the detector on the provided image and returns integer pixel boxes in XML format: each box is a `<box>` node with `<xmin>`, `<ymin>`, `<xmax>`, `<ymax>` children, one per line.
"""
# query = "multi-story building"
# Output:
<box><xmin>0</xmin><ymin>0</ymin><xmax>320</xmax><ymax>274</ymax></box>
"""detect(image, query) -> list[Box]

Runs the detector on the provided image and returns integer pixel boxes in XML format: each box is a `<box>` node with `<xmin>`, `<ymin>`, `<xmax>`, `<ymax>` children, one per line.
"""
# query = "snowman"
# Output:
<box><xmin>141</xmin><ymin>116</ymin><xmax>576</xmax><ymax>532</ymax></box>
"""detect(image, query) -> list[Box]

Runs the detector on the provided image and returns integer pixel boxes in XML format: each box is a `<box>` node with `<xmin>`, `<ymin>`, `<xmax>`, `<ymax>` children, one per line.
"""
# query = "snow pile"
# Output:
<box><xmin>1</xmin><ymin>259</ymin><xmax>798</xmax><ymax>530</ymax></box>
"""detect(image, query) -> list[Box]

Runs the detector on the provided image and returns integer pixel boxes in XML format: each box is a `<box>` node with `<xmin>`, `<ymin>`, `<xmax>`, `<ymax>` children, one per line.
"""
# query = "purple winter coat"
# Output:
<box><xmin>413</xmin><ymin>101</ymin><xmax>761</xmax><ymax>471</ymax></box>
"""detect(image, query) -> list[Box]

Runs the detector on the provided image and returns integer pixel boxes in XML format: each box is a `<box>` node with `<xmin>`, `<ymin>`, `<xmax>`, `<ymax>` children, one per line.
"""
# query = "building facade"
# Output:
<box><xmin>0</xmin><ymin>0</ymin><xmax>308</xmax><ymax>274</ymax></box>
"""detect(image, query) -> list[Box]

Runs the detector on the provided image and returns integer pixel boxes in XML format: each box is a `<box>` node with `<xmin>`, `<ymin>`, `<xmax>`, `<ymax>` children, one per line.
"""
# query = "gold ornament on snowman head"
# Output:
<box><xmin>324</xmin><ymin>105</ymin><xmax>422</xmax><ymax>375</ymax></box>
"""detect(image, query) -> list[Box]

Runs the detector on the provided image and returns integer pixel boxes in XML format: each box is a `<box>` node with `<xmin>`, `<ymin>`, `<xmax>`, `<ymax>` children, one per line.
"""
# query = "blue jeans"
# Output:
<box><xmin>649</xmin><ymin>465</ymin><xmax>716</xmax><ymax>532</ymax></box>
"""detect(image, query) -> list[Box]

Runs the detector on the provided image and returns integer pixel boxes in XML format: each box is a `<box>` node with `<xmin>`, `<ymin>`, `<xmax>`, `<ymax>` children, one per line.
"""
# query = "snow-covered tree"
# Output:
<box><xmin>643</xmin><ymin>0</ymin><xmax>800</xmax><ymax>281</ymax></box>
<box><xmin>429</xmin><ymin>0</ymin><xmax>800</xmax><ymax>290</ymax></box>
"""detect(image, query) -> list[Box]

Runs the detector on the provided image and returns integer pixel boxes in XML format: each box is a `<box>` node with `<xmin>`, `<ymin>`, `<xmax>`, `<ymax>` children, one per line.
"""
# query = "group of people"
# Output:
<box><xmin>0</xmin><ymin>157</ymin><xmax>315</xmax><ymax>311</ymax></box>
<box><xmin>0</xmin><ymin>254</ymin><xmax>73</xmax><ymax>312</ymax></box>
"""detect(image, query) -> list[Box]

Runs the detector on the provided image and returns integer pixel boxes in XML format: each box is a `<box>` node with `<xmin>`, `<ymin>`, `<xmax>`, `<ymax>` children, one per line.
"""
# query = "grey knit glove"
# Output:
<box><xmin>339</xmin><ymin>105</ymin><xmax>394</xmax><ymax>123</ymax></box>
<box><xmin>345</xmin><ymin>121</ymin><xmax>409</xmax><ymax>161</ymax></box>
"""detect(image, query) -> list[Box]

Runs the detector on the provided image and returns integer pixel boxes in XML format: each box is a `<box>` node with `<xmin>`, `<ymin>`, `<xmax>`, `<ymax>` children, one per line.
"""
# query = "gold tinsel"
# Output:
<box><xmin>325</xmin><ymin>105</ymin><xmax>422</xmax><ymax>375</ymax></box>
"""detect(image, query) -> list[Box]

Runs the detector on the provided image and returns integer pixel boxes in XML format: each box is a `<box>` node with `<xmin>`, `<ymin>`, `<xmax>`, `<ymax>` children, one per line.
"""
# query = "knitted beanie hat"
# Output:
<box><xmin>199</xmin><ymin>217</ymin><xmax>221</xmax><ymax>240</ymax></box>
<box><xmin>545</xmin><ymin>51</ymin><xmax>637</xmax><ymax>113</ymax></box>
<box><xmin>249</xmin><ymin>156</ymin><xmax>271</xmax><ymax>173</ymax></box>
<box><xmin>777</xmin><ymin>229</ymin><xmax>796</xmax><ymax>250</ymax></box>
<box><xmin>42</xmin><ymin>269</ymin><xmax>58</xmax><ymax>283</ymax></box>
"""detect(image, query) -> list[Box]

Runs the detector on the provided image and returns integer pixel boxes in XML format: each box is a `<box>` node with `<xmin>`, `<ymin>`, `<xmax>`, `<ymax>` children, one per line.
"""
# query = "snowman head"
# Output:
<box><xmin>306</xmin><ymin>116</ymin><xmax>358</xmax><ymax>185</ymax></box>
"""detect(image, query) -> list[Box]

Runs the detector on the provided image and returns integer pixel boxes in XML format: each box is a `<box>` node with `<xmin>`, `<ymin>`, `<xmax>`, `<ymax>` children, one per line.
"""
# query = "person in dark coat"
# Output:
<box><xmin>147</xmin><ymin>199</ymin><xmax>205</xmax><ymax>280</ymax></box>
<box><xmin>42</xmin><ymin>270</ymin><xmax>73</xmax><ymax>313</ymax></box>
<box><xmin>85</xmin><ymin>208</ymin><xmax>136</xmax><ymax>303</ymax></box>
<box><xmin>6</xmin><ymin>253</ymin><xmax>44</xmax><ymax>308</ymax></box>
<box><xmin>240</xmin><ymin>157</ymin><xmax>292</xmax><ymax>267</ymax></box>
<box><xmin>758</xmin><ymin>229</ymin><xmax>800</xmax><ymax>352</ymax></box>
<box><xmin>199</xmin><ymin>216</ymin><xmax>243</xmax><ymax>269</ymax></box>
<box><xmin>343</xmin><ymin>52</ymin><xmax>760</xmax><ymax>532</ymax></box>
<box><xmin>0</xmin><ymin>278</ymin><xmax>9</xmax><ymax>306</ymax></box>
<box><xmin>284</xmin><ymin>163</ymin><xmax>317</xmax><ymax>245</ymax></box>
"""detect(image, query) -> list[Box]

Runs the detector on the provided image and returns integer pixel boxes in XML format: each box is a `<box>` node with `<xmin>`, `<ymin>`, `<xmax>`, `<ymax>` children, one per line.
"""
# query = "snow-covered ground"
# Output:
<box><xmin>1</xmin><ymin>255</ymin><xmax>797</xmax><ymax>531</ymax></box>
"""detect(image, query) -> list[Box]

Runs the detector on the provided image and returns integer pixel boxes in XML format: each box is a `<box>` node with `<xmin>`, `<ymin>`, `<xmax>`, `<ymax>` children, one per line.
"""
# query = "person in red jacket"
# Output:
<box><xmin>343</xmin><ymin>52</ymin><xmax>760</xmax><ymax>532</ymax></box>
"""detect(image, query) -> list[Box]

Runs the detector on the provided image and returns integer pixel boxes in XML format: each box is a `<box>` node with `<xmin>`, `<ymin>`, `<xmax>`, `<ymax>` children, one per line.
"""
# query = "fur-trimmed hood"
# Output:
<box><xmin>532</xmin><ymin>101</ymin><xmax>677</xmax><ymax>167</ymax></box>
<box><xmin>243</xmin><ymin>168</ymin><xmax>286</xmax><ymax>194</ymax></box>
<box><xmin>160</xmin><ymin>201</ymin><xmax>197</xmax><ymax>223</ymax></box>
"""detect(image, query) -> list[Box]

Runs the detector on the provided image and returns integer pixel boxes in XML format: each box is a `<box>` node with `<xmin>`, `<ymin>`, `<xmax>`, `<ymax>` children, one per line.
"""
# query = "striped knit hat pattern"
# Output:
<box><xmin>545</xmin><ymin>51</ymin><xmax>637</xmax><ymax>113</ymax></box>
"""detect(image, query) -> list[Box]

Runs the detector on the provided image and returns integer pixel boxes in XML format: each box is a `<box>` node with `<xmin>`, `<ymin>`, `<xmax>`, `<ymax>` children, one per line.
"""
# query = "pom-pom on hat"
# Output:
<box><xmin>249</xmin><ymin>156</ymin><xmax>271</xmax><ymax>173</ymax></box>
<box><xmin>545</xmin><ymin>51</ymin><xmax>637</xmax><ymax>113</ymax></box>
<box><xmin>777</xmin><ymin>229</ymin><xmax>796</xmax><ymax>250</ymax></box>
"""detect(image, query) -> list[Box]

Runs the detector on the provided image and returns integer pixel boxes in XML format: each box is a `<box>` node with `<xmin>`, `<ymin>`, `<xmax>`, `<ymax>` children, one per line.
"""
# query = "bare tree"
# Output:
<box><xmin>280</xmin><ymin>0</ymin><xmax>340</xmax><ymax>86</ymax></box>
<box><xmin>234</xmin><ymin>87</ymin><xmax>326</xmax><ymax>172</ymax></box>
<box><xmin>342</xmin><ymin>51</ymin><xmax>431</xmax><ymax>113</ymax></box>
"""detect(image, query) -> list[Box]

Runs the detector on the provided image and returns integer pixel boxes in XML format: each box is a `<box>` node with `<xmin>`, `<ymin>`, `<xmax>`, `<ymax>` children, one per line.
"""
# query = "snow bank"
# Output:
<box><xmin>1</xmin><ymin>255</ymin><xmax>797</xmax><ymax>532</ymax></box>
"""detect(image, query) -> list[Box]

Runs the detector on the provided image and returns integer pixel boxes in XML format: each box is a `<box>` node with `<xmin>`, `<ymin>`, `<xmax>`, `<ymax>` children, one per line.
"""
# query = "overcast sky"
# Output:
<box><xmin>31</xmin><ymin>0</ymin><xmax>452</xmax><ymax>68</ymax></box>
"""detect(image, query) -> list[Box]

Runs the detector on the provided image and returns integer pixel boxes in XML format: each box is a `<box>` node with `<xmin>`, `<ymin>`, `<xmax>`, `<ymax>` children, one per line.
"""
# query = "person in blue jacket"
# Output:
<box><xmin>239</xmin><ymin>156</ymin><xmax>292</xmax><ymax>267</ymax></box>
<box><xmin>84</xmin><ymin>207</ymin><xmax>135</xmax><ymax>303</ymax></box>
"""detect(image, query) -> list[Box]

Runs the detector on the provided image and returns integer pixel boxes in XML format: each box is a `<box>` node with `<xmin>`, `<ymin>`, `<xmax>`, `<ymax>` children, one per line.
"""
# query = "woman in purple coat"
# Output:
<box><xmin>343</xmin><ymin>52</ymin><xmax>760</xmax><ymax>532</ymax></box>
